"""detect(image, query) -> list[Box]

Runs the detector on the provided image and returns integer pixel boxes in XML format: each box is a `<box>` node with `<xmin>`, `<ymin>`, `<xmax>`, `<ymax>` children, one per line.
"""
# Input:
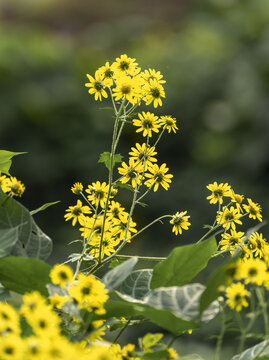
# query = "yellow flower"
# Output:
<box><xmin>133</xmin><ymin>112</ymin><xmax>160</xmax><ymax>137</ymax></box>
<box><xmin>246</xmin><ymin>232</ymin><xmax>267</xmax><ymax>258</ymax></box>
<box><xmin>98</xmin><ymin>61</ymin><xmax>115</xmax><ymax>87</ymax></box>
<box><xmin>80</xmin><ymin>215</ymin><xmax>112</xmax><ymax>243</ymax></box>
<box><xmin>0</xmin><ymin>172</ymin><xmax>8</xmax><ymax>192</ymax></box>
<box><xmin>167</xmin><ymin>347</ymin><xmax>179</xmax><ymax>359</ymax></box>
<box><xmin>216</xmin><ymin>206</ymin><xmax>242</xmax><ymax>230</ymax></box>
<box><xmin>143</xmin><ymin>78</ymin><xmax>165</xmax><ymax>107</ymax></box>
<box><xmin>237</xmin><ymin>258</ymin><xmax>267</xmax><ymax>286</ymax></box>
<box><xmin>112</xmin><ymin>74</ymin><xmax>142</xmax><ymax>104</ymax></box>
<box><xmin>2</xmin><ymin>176</ymin><xmax>25</xmax><ymax>197</ymax></box>
<box><xmin>20</xmin><ymin>291</ymin><xmax>47</xmax><ymax>319</ymax></box>
<box><xmin>144</xmin><ymin>163</ymin><xmax>173</xmax><ymax>192</ymax></box>
<box><xmin>141</xmin><ymin>68</ymin><xmax>166</xmax><ymax>84</ymax></box>
<box><xmin>219</xmin><ymin>230</ymin><xmax>245</xmax><ymax>254</ymax></box>
<box><xmin>107</xmin><ymin>201</ymin><xmax>128</xmax><ymax>222</ymax></box>
<box><xmin>206</xmin><ymin>182</ymin><xmax>231</xmax><ymax>204</ymax></box>
<box><xmin>24</xmin><ymin>337</ymin><xmax>47</xmax><ymax>360</ymax></box>
<box><xmin>27</xmin><ymin>306</ymin><xmax>60</xmax><ymax>337</ymax></box>
<box><xmin>0</xmin><ymin>303</ymin><xmax>20</xmax><ymax>336</ymax></box>
<box><xmin>170</xmin><ymin>211</ymin><xmax>191</xmax><ymax>235</ymax></box>
<box><xmin>49</xmin><ymin>293</ymin><xmax>71</xmax><ymax>309</ymax></box>
<box><xmin>112</xmin><ymin>54</ymin><xmax>140</xmax><ymax>76</ymax></box>
<box><xmin>0</xmin><ymin>334</ymin><xmax>24</xmax><ymax>360</ymax></box>
<box><xmin>71</xmin><ymin>182</ymin><xmax>83</xmax><ymax>195</ymax></box>
<box><xmin>50</xmin><ymin>264</ymin><xmax>74</xmax><ymax>288</ymax></box>
<box><xmin>159</xmin><ymin>115</ymin><xmax>178</xmax><ymax>133</ymax></box>
<box><xmin>229</xmin><ymin>190</ymin><xmax>244</xmax><ymax>212</ymax></box>
<box><xmin>64</xmin><ymin>199</ymin><xmax>91</xmax><ymax>226</ymax></box>
<box><xmin>225</xmin><ymin>282</ymin><xmax>249</xmax><ymax>312</ymax></box>
<box><xmin>243</xmin><ymin>198</ymin><xmax>262</xmax><ymax>222</ymax></box>
<box><xmin>112</xmin><ymin>217</ymin><xmax>137</xmax><ymax>242</ymax></box>
<box><xmin>118</xmin><ymin>158</ymin><xmax>144</xmax><ymax>188</ymax></box>
<box><xmin>89</xmin><ymin>234</ymin><xmax>119</xmax><ymax>260</ymax></box>
<box><xmin>129</xmin><ymin>143</ymin><xmax>157</xmax><ymax>170</ymax></box>
<box><xmin>86</xmin><ymin>181</ymin><xmax>110</xmax><ymax>208</ymax></box>
<box><xmin>85</xmin><ymin>70</ymin><xmax>108</xmax><ymax>101</ymax></box>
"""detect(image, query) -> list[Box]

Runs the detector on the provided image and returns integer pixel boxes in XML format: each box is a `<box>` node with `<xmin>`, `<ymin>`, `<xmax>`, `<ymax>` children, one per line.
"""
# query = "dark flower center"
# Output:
<box><xmin>73</xmin><ymin>207</ymin><xmax>82</xmax><ymax>216</ymax></box>
<box><xmin>94</xmin><ymin>81</ymin><xmax>103</xmax><ymax>91</ymax></box>
<box><xmin>59</xmin><ymin>271</ymin><xmax>68</xmax><ymax>280</ymax></box>
<box><xmin>142</xmin><ymin>119</ymin><xmax>153</xmax><ymax>129</ymax></box>
<box><xmin>81</xmin><ymin>287</ymin><xmax>91</xmax><ymax>295</ymax></box>
<box><xmin>154</xmin><ymin>173</ymin><xmax>164</xmax><ymax>183</ymax></box>
<box><xmin>121</xmin><ymin>85</ymin><xmax>131</xmax><ymax>94</ymax></box>
<box><xmin>120</xmin><ymin>61</ymin><xmax>129</xmax><ymax>70</ymax></box>
<box><xmin>104</xmin><ymin>69</ymin><xmax>113</xmax><ymax>78</ymax></box>
<box><xmin>151</xmin><ymin>87</ymin><xmax>160</xmax><ymax>98</ymax></box>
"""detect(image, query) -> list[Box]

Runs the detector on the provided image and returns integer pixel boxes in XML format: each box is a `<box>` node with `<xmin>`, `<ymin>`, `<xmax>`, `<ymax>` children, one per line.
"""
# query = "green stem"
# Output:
<box><xmin>112</xmin><ymin>318</ymin><xmax>132</xmax><ymax>344</ymax></box>
<box><xmin>256</xmin><ymin>287</ymin><xmax>269</xmax><ymax>338</ymax></box>
<box><xmin>215</xmin><ymin>303</ymin><xmax>226</xmax><ymax>360</ymax></box>
<box><xmin>116</xmin><ymin>254</ymin><xmax>166</xmax><ymax>261</ymax></box>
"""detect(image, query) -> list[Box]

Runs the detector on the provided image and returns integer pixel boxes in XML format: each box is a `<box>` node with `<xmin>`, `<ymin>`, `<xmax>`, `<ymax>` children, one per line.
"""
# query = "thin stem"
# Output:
<box><xmin>167</xmin><ymin>334</ymin><xmax>180</xmax><ymax>348</ymax></box>
<box><xmin>256</xmin><ymin>287</ymin><xmax>269</xmax><ymax>338</ymax></box>
<box><xmin>215</xmin><ymin>303</ymin><xmax>226</xmax><ymax>360</ymax></box>
<box><xmin>153</xmin><ymin>127</ymin><xmax>165</xmax><ymax>148</ymax></box>
<box><xmin>116</xmin><ymin>254</ymin><xmax>166</xmax><ymax>261</ymax></box>
<box><xmin>112</xmin><ymin>318</ymin><xmax>132</xmax><ymax>344</ymax></box>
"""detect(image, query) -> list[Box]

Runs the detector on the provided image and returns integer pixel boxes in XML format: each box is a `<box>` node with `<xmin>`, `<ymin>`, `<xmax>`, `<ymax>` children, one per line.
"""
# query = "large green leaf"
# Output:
<box><xmin>102</xmin><ymin>257</ymin><xmax>138</xmax><ymax>291</ymax></box>
<box><xmin>98</xmin><ymin>151</ymin><xmax>123</xmax><ymax>170</ymax></box>
<box><xmin>0</xmin><ymin>190</ymin><xmax>52</xmax><ymax>260</ymax></box>
<box><xmin>231</xmin><ymin>341</ymin><xmax>269</xmax><ymax>360</ymax></box>
<box><xmin>151</xmin><ymin>237</ymin><xmax>217</xmax><ymax>289</ymax></box>
<box><xmin>144</xmin><ymin>283</ymin><xmax>219</xmax><ymax>323</ymax></box>
<box><xmin>119</xmin><ymin>269</ymin><xmax>152</xmax><ymax>301</ymax></box>
<box><xmin>30</xmin><ymin>201</ymin><xmax>60</xmax><ymax>216</ymax></box>
<box><xmin>0</xmin><ymin>257</ymin><xmax>51</xmax><ymax>296</ymax></box>
<box><xmin>0</xmin><ymin>150</ymin><xmax>26</xmax><ymax>175</ymax></box>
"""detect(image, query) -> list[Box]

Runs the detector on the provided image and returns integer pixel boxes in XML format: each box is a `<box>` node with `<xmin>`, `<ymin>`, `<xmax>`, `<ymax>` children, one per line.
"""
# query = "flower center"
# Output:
<box><xmin>94</xmin><ymin>81</ymin><xmax>103</xmax><ymax>91</ymax></box>
<box><xmin>81</xmin><ymin>287</ymin><xmax>91</xmax><ymax>295</ymax></box>
<box><xmin>121</xmin><ymin>85</ymin><xmax>131</xmax><ymax>94</ymax></box>
<box><xmin>142</xmin><ymin>119</ymin><xmax>153</xmax><ymax>129</ymax></box>
<box><xmin>119</xmin><ymin>61</ymin><xmax>129</xmax><ymax>70</ymax></box>
<box><xmin>104</xmin><ymin>69</ymin><xmax>113</xmax><ymax>78</ymax></box>
<box><xmin>249</xmin><ymin>268</ymin><xmax>257</xmax><ymax>277</ymax></box>
<box><xmin>151</xmin><ymin>87</ymin><xmax>160</xmax><ymax>98</ymax></box>
<box><xmin>59</xmin><ymin>271</ymin><xmax>68</xmax><ymax>280</ymax></box>
<box><xmin>213</xmin><ymin>189</ymin><xmax>223</xmax><ymax>197</ymax></box>
<box><xmin>73</xmin><ymin>207</ymin><xmax>82</xmax><ymax>216</ymax></box>
<box><xmin>154</xmin><ymin>172</ymin><xmax>164</xmax><ymax>183</ymax></box>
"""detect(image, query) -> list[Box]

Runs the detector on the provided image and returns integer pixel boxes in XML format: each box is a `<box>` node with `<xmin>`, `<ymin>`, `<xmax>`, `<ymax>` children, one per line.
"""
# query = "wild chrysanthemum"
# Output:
<box><xmin>64</xmin><ymin>200</ymin><xmax>91</xmax><ymax>226</ymax></box>
<box><xmin>225</xmin><ymin>282</ymin><xmax>249</xmax><ymax>312</ymax></box>
<box><xmin>133</xmin><ymin>112</ymin><xmax>160</xmax><ymax>137</ymax></box>
<box><xmin>143</xmin><ymin>78</ymin><xmax>165</xmax><ymax>107</ymax></box>
<box><xmin>229</xmin><ymin>191</ymin><xmax>244</xmax><ymax>212</ymax></box>
<box><xmin>112</xmin><ymin>217</ymin><xmax>137</xmax><ymax>242</ymax></box>
<box><xmin>237</xmin><ymin>258</ymin><xmax>267</xmax><ymax>286</ymax></box>
<box><xmin>118</xmin><ymin>158</ymin><xmax>144</xmax><ymax>188</ymax></box>
<box><xmin>90</xmin><ymin>234</ymin><xmax>120</xmax><ymax>259</ymax></box>
<box><xmin>71</xmin><ymin>182</ymin><xmax>83</xmax><ymax>195</ymax></box>
<box><xmin>112</xmin><ymin>54</ymin><xmax>140</xmax><ymax>76</ymax></box>
<box><xmin>49</xmin><ymin>293</ymin><xmax>70</xmax><ymax>309</ymax></box>
<box><xmin>0</xmin><ymin>303</ymin><xmax>20</xmax><ymax>336</ymax></box>
<box><xmin>20</xmin><ymin>292</ymin><xmax>47</xmax><ymax>319</ymax></box>
<box><xmin>216</xmin><ymin>206</ymin><xmax>242</xmax><ymax>230</ymax></box>
<box><xmin>86</xmin><ymin>181</ymin><xmax>111</xmax><ymax>208</ymax></box>
<box><xmin>107</xmin><ymin>201</ymin><xmax>128</xmax><ymax>222</ymax></box>
<box><xmin>99</xmin><ymin>61</ymin><xmax>115</xmax><ymax>87</ymax></box>
<box><xmin>81</xmin><ymin>215</ymin><xmax>112</xmax><ymax>243</ymax></box>
<box><xmin>50</xmin><ymin>264</ymin><xmax>74</xmax><ymax>288</ymax></box>
<box><xmin>85</xmin><ymin>70</ymin><xmax>108</xmax><ymax>101</ymax></box>
<box><xmin>28</xmin><ymin>306</ymin><xmax>60</xmax><ymax>337</ymax></box>
<box><xmin>0</xmin><ymin>335</ymin><xmax>24</xmax><ymax>360</ymax></box>
<box><xmin>113</xmin><ymin>75</ymin><xmax>142</xmax><ymax>104</ymax></box>
<box><xmin>246</xmin><ymin>232</ymin><xmax>267</xmax><ymax>258</ymax></box>
<box><xmin>3</xmin><ymin>176</ymin><xmax>25</xmax><ymax>197</ymax></box>
<box><xmin>0</xmin><ymin>172</ymin><xmax>8</xmax><ymax>192</ymax></box>
<box><xmin>144</xmin><ymin>163</ymin><xmax>173</xmax><ymax>192</ymax></box>
<box><xmin>129</xmin><ymin>143</ymin><xmax>157</xmax><ymax>170</ymax></box>
<box><xmin>206</xmin><ymin>182</ymin><xmax>231</xmax><ymax>204</ymax></box>
<box><xmin>159</xmin><ymin>115</ymin><xmax>178</xmax><ymax>133</ymax></box>
<box><xmin>170</xmin><ymin>211</ymin><xmax>191</xmax><ymax>235</ymax></box>
<box><xmin>141</xmin><ymin>68</ymin><xmax>166</xmax><ymax>84</ymax></box>
<box><xmin>219</xmin><ymin>230</ymin><xmax>245</xmax><ymax>254</ymax></box>
<box><xmin>243</xmin><ymin>198</ymin><xmax>262</xmax><ymax>222</ymax></box>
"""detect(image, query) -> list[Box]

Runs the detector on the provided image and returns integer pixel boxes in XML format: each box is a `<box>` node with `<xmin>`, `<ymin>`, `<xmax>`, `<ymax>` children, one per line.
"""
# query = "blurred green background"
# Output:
<box><xmin>1</xmin><ymin>0</ymin><xmax>269</xmax><ymax>357</ymax></box>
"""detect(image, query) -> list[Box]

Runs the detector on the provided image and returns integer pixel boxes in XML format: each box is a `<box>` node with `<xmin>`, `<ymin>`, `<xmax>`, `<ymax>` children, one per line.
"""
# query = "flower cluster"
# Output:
<box><xmin>0</xmin><ymin>172</ymin><xmax>25</xmax><ymax>197</ymax></box>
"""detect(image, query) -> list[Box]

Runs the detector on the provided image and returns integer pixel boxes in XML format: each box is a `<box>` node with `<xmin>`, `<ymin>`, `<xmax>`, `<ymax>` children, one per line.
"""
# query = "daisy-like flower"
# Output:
<box><xmin>216</xmin><ymin>206</ymin><xmax>242</xmax><ymax>230</ymax></box>
<box><xmin>64</xmin><ymin>200</ymin><xmax>91</xmax><ymax>226</ymax></box>
<box><xmin>112</xmin><ymin>217</ymin><xmax>137</xmax><ymax>242</ymax></box>
<box><xmin>98</xmin><ymin>61</ymin><xmax>115</xmax><ymax>87</ymax></box>
<box><xmin>133</xmin><ymin>112</ymin><xmax>160</xmax><ymax>137</ymax></box>
<box><xmin>246</xmin><ymin>232</ymin><xmax>267</xmax><ymax>258</ymax></box>
<box><xmin>225</xmin><ymin>282</ymin><xmax>249</xmax><ymax>312</ymax></box>
<box><xmin>206</xmin><ymin>182</ymin><xmax>231</xmax><ymax>204</ymax></box>
<box><xmin>243</xmin><ymin>198</ymin><xmax>262</xmax><ymax>222</ymax></box>
<box><xmin>81</xmin><ymin>215</ymin><xmax>112</xmax><ymax>243</ymax></box>
<box><xmin>71</xmin><ymin>182</ymin><xmax>83</xmax><ymax>195</ymax></box>
<box><xmin>20</xmin><ymin>291</ymin><xmax>47</xmax><ymax>318</ymax></box>
<box><xmin>159</xmin><ymin>115</ymin><xmax>178</xmax><ymax>133</ymax></box>
<box><xmin>2</xmin><ymin>176</ymin><xmax>25</xmax><ymax>197</ymax></box>
<box><xmin>112</xmin><ymin>54</ymin><xmax>140</xmax><ymax>76</ymax></box>
<box><xmin>118</xmin><ymin>158</ymin><xmax>144</xmax><ymax>188</ymax></box>
<box><xmin>50</xmin><ymin>264</ymin><xmax>74</xmax><ymax>288</ymax></box>
<box><xmin>113</xmin><ymin>74</ymin><xmax>142</xmax><ymax>104</ymax></box>
<box><xmin>170</xmin><ymin>211</ymin><xmax>191</xmax><ymax>235</ymax></box>
<box><xmin>141</xmin><ymin>68</ymin><xmax>166</xmax><ymax>84</ymax></box>
<box><xmin>107</xmin><ymin>201</ymin><xmax>128</xmax><ymax>222</ymax></box>
<box><xmin>237</xmin><ymin>258</ymin><xmax>267</xmax><ymax>286</ymax></box>
<box><xmin>0</xmin><ymin>335</ymin><xmax>24</xmax><ymax>360</ymax></box>
<box><xmin>0</xmin><ymin>302</ymin><xmax>20</xmax><ymax>336</ymax></box>
<box><xmin>0</xmin><ymin>172</ymin><xmax>8</xmax><ymax>192</ymax></box>
<box><xmin>129</xmin><ymin>143</ymin><xmax>157</xmax><ymax>170</ymax></box>
<box><xmin>219</xmin><ymin>230</ymin><xmax>245</xmax><ymax>254</ymax></box>
<box><xmin>86</xmin><ymin>181</ymin><xmax>112</xmax><ymax>208</ymax></box>
<box><xmin>89</xmin><ymin>234</ymin><xmax>120</xmax><ymax>260</ymax></box>
<box><xmin>85</xmin><ymin>70</ymin><xmax>108</xmax><ymax>101</ymax></box>
<box><xmin>143</xmin><ymin>78</ymin><xmax>165</xmax><ymax>108</ymax></box>
<box><xmin>144</xmin><ymin>163</ymin><xmax>173</xmax><ymax>192</ymax></box>
<box><xmin>229</xmin><ymin>191</ymin><xmax>244</xmax><ymax>212</ymax></box>
<box><xmin>49</xmin><ymin>293</ymin><xmax>71</xmax><ymax>309</ymax></box>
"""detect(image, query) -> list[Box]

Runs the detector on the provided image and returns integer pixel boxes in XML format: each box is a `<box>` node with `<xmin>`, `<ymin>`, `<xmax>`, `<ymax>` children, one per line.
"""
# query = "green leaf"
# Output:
<box><xmin>0</xmin><ymin>285</ymin><xmax>10</xmax><ymax>302</ymax></box>
<box><xmin>151</xmin><ymin>237</ymin><xmax>217</xmax><ymax>289</ymax></box>
<box><xmin>108</xmin><ymin>258</ymin><xmax>126</xmax><ymax>269</ymax></box>
<box><xmin>231</xmin><ymin>340</ymin><xmax>269</xmax><ymax>360</ymax></box>
<box><xmin>98</xmin><ymin>152</ymin><xmax>123</xmax><ymax>170</ymax></box>
<box><xmin>30</xmin><ymin>201</ymin><xmax>60</xmax><ymax>216</ymax></box>
<box><xmin>140</xmin><ymin>350</ymin><xmax>170</xmax><ymax>360</ymax></box>
<box><xmin>119</xmin><ymin>269</ymin><xmax>153</xmax><ymax>301</ymax></box>
<box><xmin>0</xmin><ymin>190</ymin><xmax>52</xmax><ymax>260</ymax></box>
<box><xmin>0</xmin><ymin>257</ymin><xmax>51</xmax><ymax>296</ymax></box>
<box><xmin>114</xmin><ymin>182</ymin><xmax>135</xmax><ymax>192</ymax></box>
<box><xmin>200</xmin><ymin>256</ymin><xmax>238</xmax><ymax>315</ymax></box>
<box><xmin>0</xmin><ymin>150</ymin><xmax>26</xmax><ymax>175</ymax></box>
<box><xmin>102</xmin><ymin>257</ymin><xmax>138</xmax><ymax>291</ymax></box>
<box><xmin>99</xmin><ymin>299</ymin><xmax>198</xmax><ymax>335</ymax></box>
<box><xmin>137</xmin><ymin>201</ymin><xmax>148</xmax><ymax>208</ymax></box>
<box><xmin>142</xmin><ymin>332</ymin><xmax>163</xmax><ymax>350</ymax></box>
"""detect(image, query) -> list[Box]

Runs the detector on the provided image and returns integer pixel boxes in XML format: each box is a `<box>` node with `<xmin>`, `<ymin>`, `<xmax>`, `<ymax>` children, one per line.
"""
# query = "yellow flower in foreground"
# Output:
<box><xmin>112</xmin><ymin>54</ymin><xmax>140</xmax><ymax>76</ymax></box>
<box><xmin>50</xmin><ymin>264</ymin><xmax>74</xmax><ymax>288</ymax></box>
<box><xmin>247</xmin><ymin>232</ymin><xmax>267</xmax><ymax>258</ymax></box>
<box><xmin>133</xmin><ymin>111</ymin><xmax>160</xmax><ymax>137</ymax></box>
<box><xmin>143</xmin><ymin>78</ymin><xmax>165</xmax><ymax>107</ymax></box>
<box><xmin>129</xmin><ymin>143</ymin><xmax>157</xmax><ymax>170</ymax></box>
<box><xmin>159</xmin><ymin>115</ymin><xmax>178</xmax><ymax>133</ymax></box>
<box><xmin>86</xmin><ymin>181</ymin><xmax>111</xmax><ymax>208</ymax></box>
<box><xmin>243</xmin><ymin>198</ymin><xmax>262</xmax><ymax>222</ymax></box>
<box><xmin>64</xmin><ymin>200</ymin><xmax>91</xmax><ymax>226</ymax></box>
<box><xmin>113</xmin><ymin>75</ymin><xmax>142</xmax><ymax>104</ymax></box>
<box><xmin>98</xmin><ymin>61</ymin><xmax>115</xmax><ymax>87</ymax></box>
<box><xmin>118</xmin><ymin>158</ymin><xmax>144</xmax><ymax>188</ymax></box>
<box><xmin>225</xmin><ymin>282</ymin><xmax>249</xmax><ymax>312</ymax></box>
<box><xmin>237</xmin><ymin>258</ymin><xmax>267</xmax><ymax>286</ymax></box>
<box><xmin>141</xmin><ymin>68</ymin><xmax>166</xmax><ymax>84</ymax></box>
<box><xmin>216</xmin><ymin>206</ymin><xmax>242</xmax><ymax>230</ymax></box>
<box><xmin>144</xmin><ymin>163</ymin><xmax>173</xmax><ymax>192</ymax></box>
<box><xmin>229</xmin><ymin>191</ymin><xmax>244</xmax><ymax>212</ymax></box>
<box><xmin>0</xmin><ymin>334</ymin><xmax>24</xmax><ymax>360</ymax></box>
<box><xmin>219</xmin><ymin>230</ymin><xmax>245</xmax><ymax>254</ymax></box>
<box><xmin>85</xmin><ymin>70</ymin><xmax>108</xmax><ymax>101</ymax></box>
<box><xmin>206</xmin><ymin>182</ymin><xmax>231</xmax><ymax>204</ymax></box>
<box><xmin>170</xmin><ymin>211</ymin><xmax>191</xmax><ymax>235</ymax></box>
<box><xmin>71</xmin><ymin>182</ymin><xmax>83</xmax><ymax>195</ymax></box>
<box><xmin>2</xmin><ymin>176</ymin><xmax>25</xmax><ymax>197</ymax></box>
